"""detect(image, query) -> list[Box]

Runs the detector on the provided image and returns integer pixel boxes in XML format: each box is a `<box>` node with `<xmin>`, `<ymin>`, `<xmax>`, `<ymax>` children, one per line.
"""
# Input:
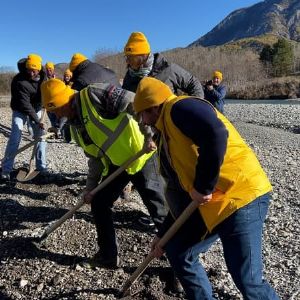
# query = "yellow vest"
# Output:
<box><xmin>156</xmin><ymin>96</ymin><xmax>272</xmax><ymax>231</ymax></box>
<box><xmin>76</xmin><ymin>87</ymin><xmax>153</xmax><ymax>175</ymax></box>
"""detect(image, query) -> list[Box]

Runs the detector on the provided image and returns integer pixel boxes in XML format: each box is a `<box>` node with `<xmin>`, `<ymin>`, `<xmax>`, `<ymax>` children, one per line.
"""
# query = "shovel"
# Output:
<box><xmin>34</xmin><ymin>149</ymin><xmax>147</xmax><ymax>242</ymax></box>
<box><xmin>120</xmin><ymin>199</ymin><xmax>199</xmax><ymax>298</ymax></box>
<box><xmin>16</xmin><ymin>110</ymin><xmax>48</xmax><ymax>182</ymax></box>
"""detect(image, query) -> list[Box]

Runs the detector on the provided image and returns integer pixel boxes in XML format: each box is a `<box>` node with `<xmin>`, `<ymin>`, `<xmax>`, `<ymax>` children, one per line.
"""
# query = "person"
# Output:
<box><xmin>41</xmin><ymin>79</ymin><xmax>167</xmax><ymax>269</ymax></box>
<box><xmin>123</xmin><ymin>31</ymin><xmax>204</xmax><ymax>227</ymax></box>
<box><xmin>1</xmin><ymin>54</ymin><xmax>47</xmax><ymax>181</ymax></box>
<box><xmin>133</xmin><ymin>77</ymin><xmax>280</xmax><ymax>300</ymax></box>
<box><xmin>203</xmin><ymin>70</ymin><xmax>226</xmax><ymax>113</ymax></box>
<box><xmin>45</xmin><ymin>62</ymin><xmax>56</xmax><ymax>79</ymax></box>
<box><xmin>45</xmin><ymin>61</ymin><xmax>60</xmax><ymax>132</ymax></box>
<box><xmin>69</xmin><ymin>53</ymin><xmax>120</xmax><ymax>91</ymax></box>
<box><xmin>63</xmin><ymin>68</ymin><xmax>73</xmax><ymax>86</ymax></box>
<box><xmin>122</xmin><ymin>31</ymin><xmax>204</xmax><ymax>98</ymax></box>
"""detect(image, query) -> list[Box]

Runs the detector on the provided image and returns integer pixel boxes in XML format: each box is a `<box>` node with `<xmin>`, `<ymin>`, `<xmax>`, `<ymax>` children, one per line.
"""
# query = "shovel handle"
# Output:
<box><xmin>39</xmin><ymin>149</ymin><xmax>147</xmax><ymax>240</ymax></box>
<box><xmin>121</xmin><ymin>200</ymin><xmax>199</xmax><ymax>296</ymax></box>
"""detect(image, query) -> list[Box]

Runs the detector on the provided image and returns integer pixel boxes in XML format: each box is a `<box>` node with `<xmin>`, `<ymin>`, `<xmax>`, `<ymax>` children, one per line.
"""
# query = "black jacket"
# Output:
<box><xmin>122</xmin><ymin>53</ymin><xmax>204</xmax><ymax>98</ymax></box>
<box><xmin>10</xmin><ymin>59</ymin><xmax>45</xmax><ymax>123</ymax></box>
<box><xmin>72</xmin><ymin>60</ymin><xmax>120</xmax><ymax>91</ymax></box>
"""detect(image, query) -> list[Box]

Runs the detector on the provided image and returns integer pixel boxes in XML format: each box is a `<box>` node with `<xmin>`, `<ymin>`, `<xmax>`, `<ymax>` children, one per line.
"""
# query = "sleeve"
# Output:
<box><xmin>85</xmin><ymin>156</ymin><xmax>104</xmax><ymax>191</ymax></box>
<box><xmin>15</xmin><ymin>82</ymin><xmax>40</xmax><ymax>123</ymax></box>
<box><xmin>171</xmin><ymin>99</ymin><xmax>228</xmax><ymax>194</ymax></box>
<box><xmin>172</xmin><ymin>64</ymin><xmax>204</xmax><ymax>98</ymax></box>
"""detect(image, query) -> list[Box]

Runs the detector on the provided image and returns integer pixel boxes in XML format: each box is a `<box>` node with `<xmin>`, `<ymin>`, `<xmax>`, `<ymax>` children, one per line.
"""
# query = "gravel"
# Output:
<box><xmin>0</xmin><ymin>101</ymin><xmax>299</xmax><ymax>300</ymax></box>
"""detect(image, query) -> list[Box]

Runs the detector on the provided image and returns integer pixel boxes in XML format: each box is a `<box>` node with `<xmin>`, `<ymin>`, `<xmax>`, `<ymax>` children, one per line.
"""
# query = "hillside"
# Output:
<box><xmin>189</xmin><ymin>0</ymin><xmax>300</xmax><ymax>47</ymax></box>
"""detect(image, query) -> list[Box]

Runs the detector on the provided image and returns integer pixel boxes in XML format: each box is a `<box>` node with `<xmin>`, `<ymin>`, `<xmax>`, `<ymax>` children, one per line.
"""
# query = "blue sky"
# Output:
<box><xmin>0</xmin><ymin>0</ymin><xmax>261</xmax><ymax>71</ymax></box>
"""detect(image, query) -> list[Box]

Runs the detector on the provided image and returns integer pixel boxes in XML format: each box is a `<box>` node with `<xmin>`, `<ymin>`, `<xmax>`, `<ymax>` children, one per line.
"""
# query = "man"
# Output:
<box><xmin>45</xmin><ymin>62</ymin><xmax>56</xmax><ymax>79</ymax></box>
<box><xmin>133</xmin><ymin>77</ymin><xmax>280</xmax><ymax>300</ymax></box>
<box><xmin>41</xmin><ymin>79</ymin><xmax>167</xmax><ymax>269</ymax></box>
<box><xmin>123</xmin><ymin>32</ymin><xmax>204</xmax><ymax>98</ymax></box>
<box><xmin>204</xmin><ymin>70</ymin><xmax>226</xmax><ymax>113</ymax></box>
<box><xmin>45</xmin><ymin>62</ymin><xmax>60</xmax><ymax>132</ymax></box>
<box><xmin>123</xmin><ymin>31</ymin><xmax>204</xmax><ymax>228</ymax></box>
<box><xmin>63</xmin><ymin>69</ymin><xmax>73</xmax><ymax>86</ymax></box>
<box><xmin>1</xmin><ymin>54</ymin><xmax>47</xmax><ymax>181</ymax></box>
<box><xmin>69</xmin><ymin>53</ymin><xmax>120</xmax><ymax>91</ymax></box>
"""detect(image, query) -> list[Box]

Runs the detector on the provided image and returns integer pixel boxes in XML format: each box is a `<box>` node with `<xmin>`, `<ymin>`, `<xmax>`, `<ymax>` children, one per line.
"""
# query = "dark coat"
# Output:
<box><xmin>10</xmin><ymin>59</ymin><xmax>45</xmax><ymax>123</ymax></box>
<box><xmin>204</xmin><ymin>84</ymin><xmax>227</xmax><ymax>114</ymax></box>
<box><xmin>72</xmin><ymin>60</ymin><xmax>120</xmax><ymax>91</ymax></box>
<box><xmin>122</xmin><ymin>53</ymin><xmax>204</xmax><ymax>98</ymax></box>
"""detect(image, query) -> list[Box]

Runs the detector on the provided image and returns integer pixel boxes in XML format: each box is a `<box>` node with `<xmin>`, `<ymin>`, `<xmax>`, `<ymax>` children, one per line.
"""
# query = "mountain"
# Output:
<box><xmin>189</xmin><ymin>0</ymin><xmax>300</xmax><ymax>47</ymax></box>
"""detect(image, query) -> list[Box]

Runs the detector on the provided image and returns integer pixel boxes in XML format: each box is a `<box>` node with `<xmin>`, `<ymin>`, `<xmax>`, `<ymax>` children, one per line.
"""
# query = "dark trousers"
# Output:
<box><xmin>91</xmin><ymin>153</ymin><xmax>167</xmax><ymax>258</ymax></box>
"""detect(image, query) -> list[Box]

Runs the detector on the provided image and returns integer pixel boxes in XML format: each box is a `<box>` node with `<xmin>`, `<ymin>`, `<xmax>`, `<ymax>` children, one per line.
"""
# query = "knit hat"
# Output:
<box><xmin>213</xmin><ymin>70</ymin><xmax>223</xmax><ymax>81</ymax></box>
<box><xmin>124</xmin><ymin>32</ymin><xmax>151</xmax><ymax>56</ymax></box>
<box><xmin>69</xmin><ymin>53</ymin><xmax>87</xmax><ymax>72</ymax></box>
<box><xmin>45</xmin><ymin>62</ymin><xmax>54</xmax><ymax>70</ymax></box>
<box><xmin>41</xmin><ymin>78</ymin><xmax>75</xmax><ymax>111</ymax></box>
<box><xmin>64</xmin><ymin>69</ymin><xmax>72</xmax><ymax>77</ymax></box>
<box><xmin>133</xmin><ymin>77</ymin><xmax>173</xmax><ymax>113</ymax></box>
<box><xmin>26</xmin><ymin>54</ymin><xmax>42</xmax><ymax>71</ymax></box>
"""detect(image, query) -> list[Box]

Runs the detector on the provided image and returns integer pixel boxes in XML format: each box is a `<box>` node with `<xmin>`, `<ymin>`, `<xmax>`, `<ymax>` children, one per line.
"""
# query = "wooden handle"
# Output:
<box><xmin>39</xmin><ymin>149</ymin><xmax>147</xmax><ymax>240</ymax></box>
<box><xmin>121</xmin><ymin>200</ymin><xmax>199</xmax><ymax>295</ymax></box>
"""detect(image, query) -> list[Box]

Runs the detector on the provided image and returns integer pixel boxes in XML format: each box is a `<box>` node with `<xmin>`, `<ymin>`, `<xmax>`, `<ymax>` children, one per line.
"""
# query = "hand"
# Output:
<box><xmin>207</xmin><ymin>85</ymin><xmax>214</xmax><ymax>91</ymax></box>
<box><xmin>189</xmin><ymin>188</ymin><xmax>212</xmax><ymax>205</ymax></box>
<box><xmin>143</xmin><ymin>138</ymin><xmax>157</xmax><ymax>153</ymax></box>
<box><xmin>150</xmin><ymin>235</ymin><xmax>164</xmax><ymax>258</ymax></box>
<box><xmin>82</xmin><ymin>190</ymin><xmax>94</xmax><ymax>204</ymax></box>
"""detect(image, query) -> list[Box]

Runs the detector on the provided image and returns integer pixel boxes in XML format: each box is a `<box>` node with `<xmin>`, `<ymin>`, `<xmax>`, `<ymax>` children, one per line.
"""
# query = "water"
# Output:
<box><xmin>226</xmin><ymin>99</ymin><xmax>300</xmax><ymax>105</ymax></box>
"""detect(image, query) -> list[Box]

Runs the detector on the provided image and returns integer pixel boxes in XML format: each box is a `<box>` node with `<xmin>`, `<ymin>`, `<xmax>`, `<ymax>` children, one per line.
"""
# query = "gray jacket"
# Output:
<box><xmin>122</xmin><ymin>53</ymin><xmax>204</xmax><ymax>98</ymax></box>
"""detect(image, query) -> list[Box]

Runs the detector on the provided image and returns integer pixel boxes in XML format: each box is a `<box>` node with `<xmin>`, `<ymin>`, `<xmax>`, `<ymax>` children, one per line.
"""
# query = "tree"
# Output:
<box><xmin>272</xmin><ymin>38</ymin><xmax>294</xmax><ymax>76</ymax></box>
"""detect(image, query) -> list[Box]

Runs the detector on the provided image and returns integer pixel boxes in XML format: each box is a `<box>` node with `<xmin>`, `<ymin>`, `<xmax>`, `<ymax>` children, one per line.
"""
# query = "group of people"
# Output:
<box><xmin>0</xmin><ymin>32</ymin><xmax>279</xmax><ymax>300</ymax></box>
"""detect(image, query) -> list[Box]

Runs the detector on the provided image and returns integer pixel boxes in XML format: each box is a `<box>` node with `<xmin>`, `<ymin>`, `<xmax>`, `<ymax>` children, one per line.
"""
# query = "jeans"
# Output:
<box><xmin>165</xmin><ymin>193</ymin><xmax>280</xmax><ymax>300</ymax></box>
<box><xmin>91</xmin><ymin>153</ymin><xmax>167</xmax><ymax>258</ymax></box>
<box><xmin>1</xmin><ymin>110</ymin><xmax>47</xmax><ymax>174</ymax></box>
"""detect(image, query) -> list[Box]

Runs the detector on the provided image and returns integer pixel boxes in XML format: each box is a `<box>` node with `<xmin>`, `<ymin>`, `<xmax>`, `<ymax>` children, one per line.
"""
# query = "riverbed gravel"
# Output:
<box><xmin>0</xmin><ymin>101</ymin><xmax>299</xmax><ymax>300</ymax></box>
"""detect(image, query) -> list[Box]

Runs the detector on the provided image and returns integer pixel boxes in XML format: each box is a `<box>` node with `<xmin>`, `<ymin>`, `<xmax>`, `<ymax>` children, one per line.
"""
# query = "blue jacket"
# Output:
<box><xmin>204</xmin><ymin>84</ymin><xmax>226</xmax><ymax>113</ymax></box>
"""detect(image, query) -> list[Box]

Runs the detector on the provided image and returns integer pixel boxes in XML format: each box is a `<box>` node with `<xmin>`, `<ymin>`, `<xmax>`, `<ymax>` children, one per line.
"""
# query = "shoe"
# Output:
<box><xmin>81</xmin><ymin>252</ymin><xmax>120</xmax><ymax>269</ymax></box>
<box><xmin>138</xmin><ymin>216</ymin><xmax>155</xmax><ymax>228</ymax></box>
<box><xmin>170</xmin><ymin>275</ymin><xmax>184</xmax><ymax>294</ymax></box>
<box><xmin>0</xmin><ymin>173</ymin><xmax>10</xmax><ymax>182</ymax></box>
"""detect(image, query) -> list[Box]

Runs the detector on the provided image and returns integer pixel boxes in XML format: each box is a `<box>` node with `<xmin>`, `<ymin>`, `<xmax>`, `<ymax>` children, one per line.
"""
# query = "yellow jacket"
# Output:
<box><xmin>156</xmin><ymin>96</ymin><xmax>272</xmax><ymax>231</ymax></box>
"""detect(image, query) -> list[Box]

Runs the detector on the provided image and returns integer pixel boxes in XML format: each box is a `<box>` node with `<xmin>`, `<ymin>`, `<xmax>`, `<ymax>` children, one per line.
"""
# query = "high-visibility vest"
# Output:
<box><xmin>156</xmin><ymin>95</ymin><xmax>272</xmax><ymax>231</ymax></box>
<box><xmin>71</xmin><ymin>87</ymin><xmax>153</xmax><ymax>175</ymax></box>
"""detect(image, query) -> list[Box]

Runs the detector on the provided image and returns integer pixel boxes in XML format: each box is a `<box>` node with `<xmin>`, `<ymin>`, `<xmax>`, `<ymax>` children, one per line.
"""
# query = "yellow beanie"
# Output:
<box><xmin>64</xmin><ymin>69</ymin><xmax>72</xmax><ymax>77</ymax></box>
<box><xmin>26</xmin><ymin>54</ymin><xmax>42</xmax><ymax>71</ymax></box>
<box><xmin>45</xmin><ymin>62</ymin><xmax>54</xmax><ymax>70</ymax></box>
<box><xmin>41</xmin><ymin>78</ymin><xmax>75</xmax><ymax>111</ymax></box>
<box><xmin>134</xmin><ymin>77</ymin><xmax>173</xmax><ymax>113</ymax></box>
<box><xmin>213</xmin><ymin>70</ymin><xmax>223</xmax><ymax>80</ymax></box>
<box><xmin>124</xmin><ymin>32</ymin><xmax>151</xmax><ymax>56</ymax></box>
<box><xmin>69</xmin><ymin>53</ymin><xmax>87</xmax><ymax>72</ymax></box>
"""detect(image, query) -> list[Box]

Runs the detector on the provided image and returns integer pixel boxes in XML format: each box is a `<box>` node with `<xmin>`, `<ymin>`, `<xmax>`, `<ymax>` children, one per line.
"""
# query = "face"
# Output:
<box><xmin>27</xmin><ymin>68</ymin><xmax>40</xmax><ymax>80</ymax></box>
<box><xmin>64</xmin><ymin>75</ymin><xmax>71</xmax><ymax>82</ymax></box>
<box><xmin>125</xmin><ymin>54</ymin><xmax>148</xmax><ymax>70</ymax></box>
<box><xmin>212</xmin><ymin>76</ymin><xmax>221</xmax><ymax>86</ymax></box>
<box><xmin>140</xmin><ymin>107</ymin><xmax>161</xmax><ymax>127</ymax></box>
<box><xmin>46</xmin><ymin>68</ymin><xmax>55</xmax><ymax>78</ymax></box>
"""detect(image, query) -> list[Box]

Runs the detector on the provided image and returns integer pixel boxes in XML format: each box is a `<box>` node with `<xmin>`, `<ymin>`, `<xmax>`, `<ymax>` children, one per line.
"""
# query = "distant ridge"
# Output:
<box><xmin>189</xmin><ymin>0</ymin><xmax>300</xmax><ymax>47</ymax></box>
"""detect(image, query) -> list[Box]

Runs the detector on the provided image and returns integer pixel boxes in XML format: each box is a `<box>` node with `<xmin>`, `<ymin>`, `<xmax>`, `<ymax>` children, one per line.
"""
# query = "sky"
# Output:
<box><xmin>0</xmin><ymin>0</ymin><xmax>261</xmax><ymax>71</ymax></box>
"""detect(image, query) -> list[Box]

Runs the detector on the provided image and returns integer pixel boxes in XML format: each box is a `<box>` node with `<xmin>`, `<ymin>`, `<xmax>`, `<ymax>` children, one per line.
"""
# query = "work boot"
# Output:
<box><xmin>81</xmin><ymin>252</ymin><xmax>120</xmax><ymax>269</ymax></box>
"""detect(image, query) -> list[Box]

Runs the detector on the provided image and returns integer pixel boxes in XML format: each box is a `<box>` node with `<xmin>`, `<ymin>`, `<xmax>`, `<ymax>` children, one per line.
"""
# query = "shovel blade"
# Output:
<box><xmin>16</xmin><ymin>168</ymin><xmax>40</xmax><ymax>182</ymax></box>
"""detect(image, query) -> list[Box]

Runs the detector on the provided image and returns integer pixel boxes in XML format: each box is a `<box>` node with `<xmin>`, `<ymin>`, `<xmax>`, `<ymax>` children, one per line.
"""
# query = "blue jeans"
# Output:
<box><xmin>2</xmin><ymin>110</ymin><xmax>47</xmax><ymax>174</ymax></box>
<box><xmin>165</xmin><ymin>193</ymin><xmax>279</xmax><ymax>300</ymax></box>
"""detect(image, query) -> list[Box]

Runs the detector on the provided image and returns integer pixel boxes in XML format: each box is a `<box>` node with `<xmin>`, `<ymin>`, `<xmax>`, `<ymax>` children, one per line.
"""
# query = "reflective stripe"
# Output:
<box><xmin>81</xmin><ymin>88</ymin><xmax>129</xmax><ymax>152</ymax></box>
<box><xmin>101</xmin><ymin>115</ymin><xmax>129</xmax><ymax>153</ymax></box>
<box><xmin>81</xmin><ymin>89</ymin><xmax>113</xmax><ymax>136</ymax></box>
